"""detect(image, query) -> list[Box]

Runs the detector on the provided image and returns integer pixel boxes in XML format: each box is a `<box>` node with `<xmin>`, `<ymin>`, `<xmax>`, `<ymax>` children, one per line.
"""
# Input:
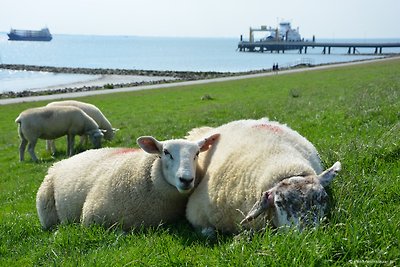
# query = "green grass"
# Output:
<box><xmin>1</xmin><ymin>59</ymin><xmax>399</xmax><ymax>266</ymax></box>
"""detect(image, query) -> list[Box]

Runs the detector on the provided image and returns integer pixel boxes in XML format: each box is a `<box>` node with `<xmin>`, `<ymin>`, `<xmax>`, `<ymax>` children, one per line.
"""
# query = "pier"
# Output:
<box><xmin>238</xmin><ymin>40</ymin><xmax>400</xmax><ymax>54</ymax></box>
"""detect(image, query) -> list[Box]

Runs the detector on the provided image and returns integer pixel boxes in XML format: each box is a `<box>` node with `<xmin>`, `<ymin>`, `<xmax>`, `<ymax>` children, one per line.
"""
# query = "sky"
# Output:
<box><xmin>2</xmin><ymin>0</ymin><xmax>400</xmax><ymax>39</ymax></box>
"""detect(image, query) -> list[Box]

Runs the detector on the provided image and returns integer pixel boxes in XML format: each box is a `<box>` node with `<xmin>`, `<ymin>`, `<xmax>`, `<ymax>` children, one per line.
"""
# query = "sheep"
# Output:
<box><xmin>16</xmin><ymin>106</ymin><xmax>103</xmax><ymax>162</ymax></box>
<box><xmin>46</xmin><ymin>100</ymin><xmax>118</xmax><ymax>153</ymax></box>
<box><xmin>185</xmin><ymin>118</ymin><xmax>341</xmax><ymax>236</ymax></box>
<box><xmin>36</xmin><ymin>133</ymin><xmax>220</xmax><ymax>230</ymax></box>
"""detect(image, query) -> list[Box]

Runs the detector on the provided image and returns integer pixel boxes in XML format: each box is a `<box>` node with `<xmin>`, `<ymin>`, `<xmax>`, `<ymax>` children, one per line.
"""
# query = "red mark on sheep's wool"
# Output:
<box><xmin>252</xmin><ymin>124</ymin><xmax>283</xmax><ymax>134</ymax></box>
<box><xmin>113</xmin><ymin>148</ymin><xmax>140</xmax><ymax>155</ymax></box>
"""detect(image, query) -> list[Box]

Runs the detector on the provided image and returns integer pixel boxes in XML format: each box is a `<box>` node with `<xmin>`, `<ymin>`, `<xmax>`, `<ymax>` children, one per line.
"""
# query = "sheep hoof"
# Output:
<box><xmin>201</xmin><ymin>227</ymin><xmax>216</xmax><ymax>239</ymax></box>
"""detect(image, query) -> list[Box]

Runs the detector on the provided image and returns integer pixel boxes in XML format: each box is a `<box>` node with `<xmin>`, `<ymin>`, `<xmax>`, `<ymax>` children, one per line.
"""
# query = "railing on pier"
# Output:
<box><xmin>238</xmin><ymin>41</ymin><xmax>400</xmax><ymax>55</ymax></box>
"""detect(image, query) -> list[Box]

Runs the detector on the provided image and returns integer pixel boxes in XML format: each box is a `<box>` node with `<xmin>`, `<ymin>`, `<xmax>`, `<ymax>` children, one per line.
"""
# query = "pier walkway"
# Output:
<box><xmin>238</xmin><ymin>41</ymin><xmax>400</xmax><ymax>54</ymax></box>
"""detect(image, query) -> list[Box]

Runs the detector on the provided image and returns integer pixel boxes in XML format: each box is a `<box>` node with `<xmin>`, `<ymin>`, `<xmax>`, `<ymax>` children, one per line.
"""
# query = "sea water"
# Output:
<box><xmin>1</xmin><ymin>33</ymin><xmax>399</xmax><ymax>92</ymax></box>
<box><xmin>0</xmin><ymin>69</ymin><xmax>100</xmax><ymax>93</ymax></box>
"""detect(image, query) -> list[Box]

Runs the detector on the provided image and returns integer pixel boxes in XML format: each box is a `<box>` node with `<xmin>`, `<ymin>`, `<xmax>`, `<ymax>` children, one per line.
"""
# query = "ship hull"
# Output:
<box><xmin>7</xmin><ymin>28</ymin><xmax>53</xmax><ymax>42</ymax></box>
<box><xmin>7</xmin><ymin>33</ymin><xmax>52</xmax><ymax>41</ymax></box>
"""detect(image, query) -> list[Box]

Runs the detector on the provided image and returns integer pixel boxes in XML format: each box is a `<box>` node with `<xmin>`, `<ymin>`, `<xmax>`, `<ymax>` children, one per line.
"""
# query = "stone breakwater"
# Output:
<box><xmin>1</xmin><ymin>79</ymin><xmax>180</xmax><ymax>99</ymax></box>
<box><xmin>1</xmin><ymin>64</ymin><xmax>272</xmax><ymax>99</ymax></box>
<box><xmin>2</xmin><ymin>63</ymin><xmax>323</xmax><ymax>99</ymax></box>
<box><xmin>0</xmin><ymin>64</ymin><xmax>240</xmax><ymax>79</ymax></box>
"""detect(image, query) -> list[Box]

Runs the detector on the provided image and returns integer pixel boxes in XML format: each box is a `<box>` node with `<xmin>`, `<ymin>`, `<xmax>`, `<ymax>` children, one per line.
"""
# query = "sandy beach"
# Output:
<box><xmin>1</xmin><ymin>56</ymin><xmax>399</xmax><ymax>105</ymax></box>
<box><xmin>35</xmin><ymin>74</ymin><xmax>177</xmax><ymax>92</ymax></box>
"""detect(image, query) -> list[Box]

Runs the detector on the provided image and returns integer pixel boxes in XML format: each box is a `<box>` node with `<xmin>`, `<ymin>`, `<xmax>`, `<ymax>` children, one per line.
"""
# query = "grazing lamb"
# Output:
<box><xmin>185</xmin><ymin>118</ymin><xmax>341</xmax><ymax>236</ymax></box>
<box><xmin>16</xmin><ymin>106</ymin><xmax>103</xmax><ymax>162</ymax></box>
<box><xmin>46</xmin><ymin>100</ymin><xmax>118</xmax><ymax>153</ymax></box>
<box><xmin>36</xmin><ymin>133</ymin><xmax>219</xmax><ymax>230</ymax></box>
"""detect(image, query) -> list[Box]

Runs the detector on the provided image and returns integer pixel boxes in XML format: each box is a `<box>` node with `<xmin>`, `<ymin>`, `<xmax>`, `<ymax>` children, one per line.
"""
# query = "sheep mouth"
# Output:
<box><xmin>274</xmin><ymin>201</ymin><xmax>327</xmax><ymax>229</ymax></box>
<box><xmin>177</xmin><ymin>185</ymin><xmax>194</xmax><ymax>194</ymax></box>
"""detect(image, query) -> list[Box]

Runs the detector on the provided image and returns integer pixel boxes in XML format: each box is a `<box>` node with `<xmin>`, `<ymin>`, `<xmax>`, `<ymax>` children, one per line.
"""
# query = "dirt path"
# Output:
<box><xmin>1</xmin><ymin>56</ymin><xmax>398</xmax><ymax>105</ymax></box>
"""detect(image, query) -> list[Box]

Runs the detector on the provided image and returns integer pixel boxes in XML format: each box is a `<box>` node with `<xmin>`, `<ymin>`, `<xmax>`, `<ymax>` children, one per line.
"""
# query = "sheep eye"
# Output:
<box><xmin>163</xmin><ymin>149</ymin><xmax>173</xmax><ymax>160</ymax></box>
<box><xmin>194</xmin><ymin>151</ymin><xmax>200</xmax><ymax>160</ymax></box>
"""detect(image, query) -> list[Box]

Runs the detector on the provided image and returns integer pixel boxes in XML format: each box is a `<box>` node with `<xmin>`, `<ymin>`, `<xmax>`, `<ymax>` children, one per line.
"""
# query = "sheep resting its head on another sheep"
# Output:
<box><xmin>137</xmin><ymin>134</ymin><xmax>220</xmax><ymax>193</ymax></box>
<box><xmin>241</xmin><ymin>161</ymin><xmax>341</xmax><ymax>230</ymax></box>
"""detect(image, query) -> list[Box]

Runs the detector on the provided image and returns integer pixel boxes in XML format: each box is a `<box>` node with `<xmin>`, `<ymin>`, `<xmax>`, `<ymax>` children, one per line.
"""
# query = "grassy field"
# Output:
<box><xmin>0</xmin><ymin>58</ymin><xmax>399</xmax><ymax>266</ymax></box>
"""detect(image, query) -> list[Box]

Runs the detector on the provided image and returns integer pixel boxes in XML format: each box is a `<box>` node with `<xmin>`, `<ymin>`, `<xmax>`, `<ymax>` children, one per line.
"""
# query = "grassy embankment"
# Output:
<box><xmin>0</xmin><ymin>59</ymin><xmax>399</xmax><ymax>266</ymax></box>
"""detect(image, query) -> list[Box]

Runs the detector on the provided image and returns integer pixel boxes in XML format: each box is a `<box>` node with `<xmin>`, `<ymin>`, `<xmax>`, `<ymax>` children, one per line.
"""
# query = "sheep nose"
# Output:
<box><xmin>179</xmin><ymin>177</ymin><xmax>194</xmax><ymax>187</ymax></box>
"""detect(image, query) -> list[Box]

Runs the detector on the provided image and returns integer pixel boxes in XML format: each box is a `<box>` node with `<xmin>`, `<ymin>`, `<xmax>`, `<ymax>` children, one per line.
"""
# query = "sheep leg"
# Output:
<box><xmin>36</xmin><ymin>175</ymin><xmax>60</xmax><ymax>229</ymax></box>
<box><xmin>67</xmin><ymin>134</ymin><xmax>75</xmax><ymax>157</ymax></box>
<box><xmin>79</xmin><ymin>135</ymin><xmax>88</xmax><ymax>147</ymax></box>
<box><xmin>45</xmin><ymin>140</ymin><xmax>51</xmax><ymax>152</ymax></box>
<box><xmin>46</xmin><ymin>140</ymin><xmax>57</xmax><ymax>155</ymax></box>
<box><xmin>19</xmin><ymin>138</ymin><xmax>28</xmax><ymax>161</ymax></box>
<box><xmin>50</xmin><ymin>140</ymin><xmax>56</xmax><ymax>155</ymax></box>
<box><xmin>27</xmin><ymin>139</ymin><xmax>39</xmax><ymax>162</ymax></box>
<box><xmin>81</xmin><ymin>198</ymin><xmax>108</xmax><ymax>227</ymax></box>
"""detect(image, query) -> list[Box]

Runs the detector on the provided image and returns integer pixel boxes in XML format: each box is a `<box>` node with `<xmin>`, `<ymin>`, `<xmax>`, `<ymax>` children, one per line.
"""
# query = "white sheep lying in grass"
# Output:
<box><xmin>16</xmin><ymin>106</ymin><xmax>103</xmax><ymax>162</ymax></box>
<box><xmin>185</xmin><ymin>118</ymin><xmax>341</xmax><ymax>236</ymax></box>
<box><xmin>36</xmin><ymin>133</ymin><xmax>219</xmax><ymax>230</ymax></box>
<box><xmin>46</xmin><ymin>100</ymin><xmax>118</xmax><ymax>153</ymax></box>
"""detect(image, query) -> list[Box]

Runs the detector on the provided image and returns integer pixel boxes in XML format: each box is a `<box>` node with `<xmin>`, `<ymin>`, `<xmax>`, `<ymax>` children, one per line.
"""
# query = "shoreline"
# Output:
<box><xmin>0</xmin><ymin>64</ymin><xmax>243</xmax><ymax>99</ymax></box>
<box><xmin>1</xmin><ymin>55</ymin><xmax>399</xmax><ymax>105</ymax></box>
<box><xmin>31</xmin><ymin>74</ymin><xmax>177</xmax><ymax>92</ymax></box>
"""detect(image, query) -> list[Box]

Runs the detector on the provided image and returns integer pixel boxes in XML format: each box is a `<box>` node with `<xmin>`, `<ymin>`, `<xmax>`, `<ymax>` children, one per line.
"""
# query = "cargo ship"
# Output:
<box><xmin>7</xmin><ymin>27</ymin><xmax>52</xmax><ymax>41</ymax></box>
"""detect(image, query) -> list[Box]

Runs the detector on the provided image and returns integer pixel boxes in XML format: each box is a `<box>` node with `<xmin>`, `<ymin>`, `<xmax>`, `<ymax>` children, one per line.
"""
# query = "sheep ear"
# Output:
<box><xmin>318</xmin><ymin>161</ymin><xmax>341</xmax><ymax>187</ymax></box>
<box><xmin>240</xmin><ymin>191</ymin><xmax>273</xmax><ymax>225</ymax></box>
<box><xmin>137</xmin><ymin>136</ymin><xmax>163</xmax><ymax>154</ymax></box>
<box><xmin>112</xmin><ymin>128</ymin><xmax>120</xmax><ymax>132</ymax></box>
<box><xmin>197</xmin><ymin>133</ymin><xmax>220</xmax><ymax>152</ymax></box>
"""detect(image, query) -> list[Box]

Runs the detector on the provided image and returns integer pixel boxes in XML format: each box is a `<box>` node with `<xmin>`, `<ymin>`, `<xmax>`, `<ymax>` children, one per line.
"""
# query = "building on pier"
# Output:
<box><xmin>239</xmin><ymin>22</ymin><xmax>400</xmax><ymax>55</ymax></box>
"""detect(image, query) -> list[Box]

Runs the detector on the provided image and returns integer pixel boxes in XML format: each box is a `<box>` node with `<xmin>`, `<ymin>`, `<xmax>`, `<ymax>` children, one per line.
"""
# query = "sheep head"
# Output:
<box><xmin>241</xmin><ymin>161</ymin><xmax>341</xmax><ymax>230</ymax></box>
<box><xmin>101</xmin><ymin>128</ymin><xmax>119</xmax><ymax>141</ymax></box>
<box><xmin>137</xmin><ymin>134</ymin><xmax>220</xmax><ymax>193</ymax></box>
<box><xmin>86</xmin><ymin>129</ymin><xmax>103</xmax><ymax>148</ymax></box>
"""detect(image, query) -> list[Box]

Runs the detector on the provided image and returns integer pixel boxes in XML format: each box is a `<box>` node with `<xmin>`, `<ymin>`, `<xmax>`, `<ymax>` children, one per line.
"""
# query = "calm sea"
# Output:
<box><xmin>1</xmin><ymin>33</ymin><xmax>399</xmax><ymax>92</ymax></box>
